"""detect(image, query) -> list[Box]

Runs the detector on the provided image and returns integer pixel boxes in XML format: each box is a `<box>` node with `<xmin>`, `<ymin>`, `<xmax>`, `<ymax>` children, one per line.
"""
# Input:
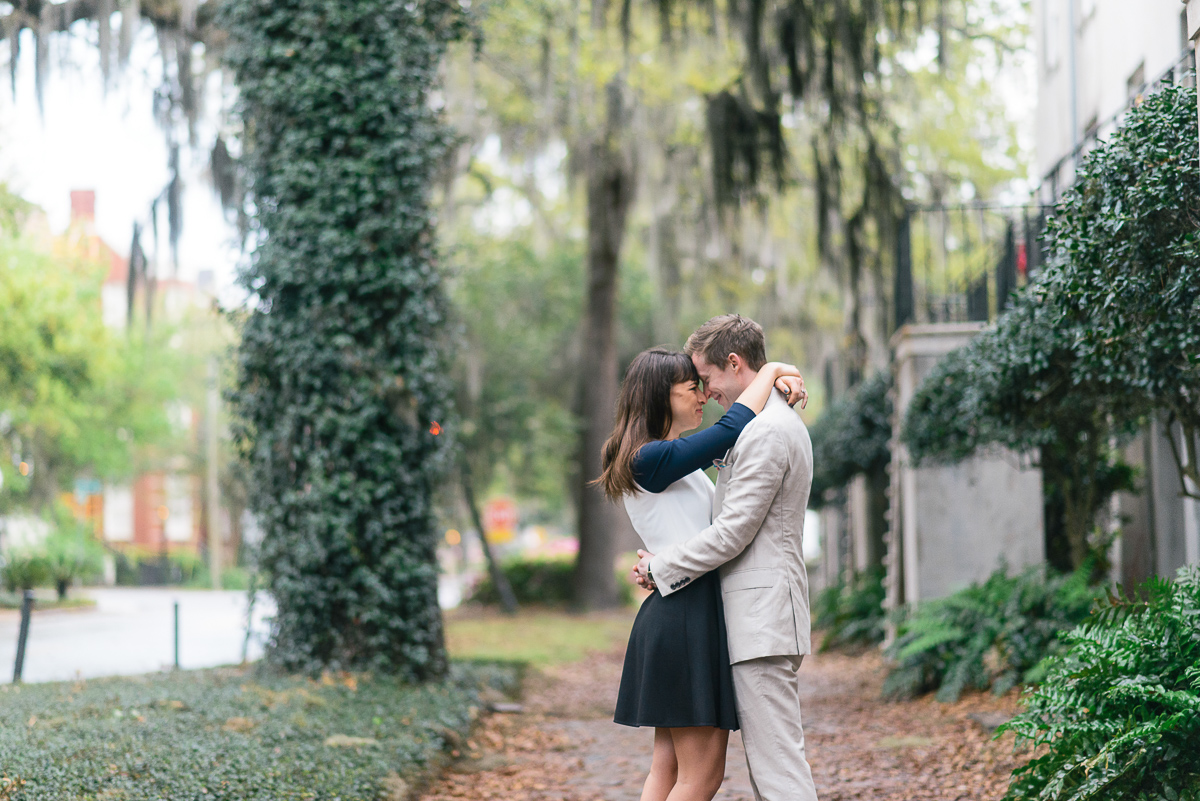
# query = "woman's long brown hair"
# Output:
<box><xmin>594</xmin><ymin>347</ymin><xmax>700</xmax><ymax>499</ymax></box>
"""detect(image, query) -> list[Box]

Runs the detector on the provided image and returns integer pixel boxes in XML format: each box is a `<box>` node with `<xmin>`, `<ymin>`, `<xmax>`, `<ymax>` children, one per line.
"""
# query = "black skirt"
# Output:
<box><xmin>614</xmin><ymin>570</ymin><xmax>739</xmax><ymax>730</ymax></box>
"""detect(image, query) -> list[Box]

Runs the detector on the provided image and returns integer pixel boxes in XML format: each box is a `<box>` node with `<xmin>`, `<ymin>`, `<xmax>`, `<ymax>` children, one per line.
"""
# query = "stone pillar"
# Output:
<box><xmin>885</xmin><ymin>324</ymin><xmax>1046</xmax><ymax>612</ymax></box>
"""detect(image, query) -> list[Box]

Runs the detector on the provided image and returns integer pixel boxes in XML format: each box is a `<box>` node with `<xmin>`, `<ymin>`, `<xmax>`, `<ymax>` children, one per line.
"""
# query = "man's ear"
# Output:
<box><xmin>727</xmin><ymin>353</ymin><xmax>742</xmax><ymax>373</ymax></box>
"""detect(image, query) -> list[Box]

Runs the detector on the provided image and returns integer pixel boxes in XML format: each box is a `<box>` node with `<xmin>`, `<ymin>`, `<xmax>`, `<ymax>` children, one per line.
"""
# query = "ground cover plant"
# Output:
<box><xmin>884</xmin><ymin>564</ymin><xmax>1101</xmax><ymax>702</ymax></box>
<box><xmin>813</xmin><ymin>567</ymin><xmax>887</xmax><ymax>650</ymax></box>
<box><xmin>1001</xmin><ymin>567</ymin><xmax>1200</xmax><ymax>801</ymax></box>
<box><xmin>0</xmin><ymin>662</ymin><xmax>519</xmax><ymax>801</ymax></box>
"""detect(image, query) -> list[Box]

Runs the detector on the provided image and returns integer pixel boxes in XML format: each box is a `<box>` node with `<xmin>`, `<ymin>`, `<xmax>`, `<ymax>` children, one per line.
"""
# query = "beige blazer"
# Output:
<box><xmin>650</xmin><ymin>389</ymin><xmax>813</xmax><ymax>664</ymax></box>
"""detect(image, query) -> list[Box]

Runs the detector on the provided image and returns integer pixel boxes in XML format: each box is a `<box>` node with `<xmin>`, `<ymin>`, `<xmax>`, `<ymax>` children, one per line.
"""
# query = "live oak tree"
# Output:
<box><xmin>441</xmin><ymin>0</ymin><xmax>1028</xmax><ymax>607</ymax></box>
<box><xmin>223</xmin><ymin>0</ymin><xmax>464</xmax><ymax>677</ymax></box>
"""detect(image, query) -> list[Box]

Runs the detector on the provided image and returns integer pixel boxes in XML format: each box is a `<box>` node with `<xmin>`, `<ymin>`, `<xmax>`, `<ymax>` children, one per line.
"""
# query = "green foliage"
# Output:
<box><xmin>167</xmin><ymin>548</ymin><xmax>206</xmax><ymax>586</ymax></box>
<box><xmin>470</xmin><ymin>555</ymin><xmax>633</xmax><ymax>607</ymax></box>
<box><xmin>809</xmin><ymin>371</ymin><xmax>892</xmax><ymax>508</ymax></box>
<box><xmin>446</xmin><ymin>228</ymin><xmax>660</xmax><ymax>519</ymax></box>
<box><xmin>447</xmin><ymin>234</ymin><xmax>583</xmax><ymax>515</ymax></box>
<box><xmin>813</xmin><ymin>567</ymin><xmax>886</xmax><ymax>650</ymax></box>
<box><xmin>0</xmin><ymin>549</ymin><xmax>50</xmax><ymax>593</ymax></box>
<box><xmin>903</xmin><ymin>85</ymin><xmax>1200</xmax><ymax>570</ymax></box>
<box><xmin>223</xmin><ymin>0</ymin><xmax>465</xmax><ymax>678</ymax></box>
<box><xmin>0</xmin><ymin>229</ymin><xmax>179</xmax><ymax>515</ymax></box>
<box><xmin>902</xmin><ymin>294</ymin><xmax>1136</xmax><ymax>570</ymax></box>
<box><xmin>42</xmin><ymin>516</ymin><xmax>105</xmax><ymax>600</ymax></box>
<box><xmin>1042</xmin><ymin>84</ymin><xmax>1200</xmax><ymax>497</ymax></box>
<box><xmin>884</xmin><ymin>565</ymin><xmax>1101</xmax><ymax>702</ymax></box>
<box><xmin>1001</xmin><ymin>568</ymin><xmax>1200</xmax><ymax>801</ymax></box>
<box><xmin>0</xmin><ymin>661</ymin><xmax>519</xmax><ymax>800</ymax></box>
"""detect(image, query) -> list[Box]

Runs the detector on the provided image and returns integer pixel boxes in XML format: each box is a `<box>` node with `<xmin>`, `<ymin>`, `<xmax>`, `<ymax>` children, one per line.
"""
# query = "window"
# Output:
<box><xmin>1127</xmin><ymin>62</ymin><xmax>1146</xmax><ymax>105</ymax></box>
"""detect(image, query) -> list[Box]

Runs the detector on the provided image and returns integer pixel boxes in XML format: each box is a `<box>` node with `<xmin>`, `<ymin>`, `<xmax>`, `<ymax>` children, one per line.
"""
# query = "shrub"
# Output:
<box><xmin>809</xmin><ymin>371</ymin><xmax>892</xmax><ymax>507</ymax></box>
<box><xmin>900</xmin><ymin>85</ymin><xmax>1200</xmax><ymax>570</ymax></box>
<box><xmin>42</xmin><ymin>525</ymin><xmax>105</xmax><ymax>600</ymax></box>
<box><xmin>1001</xmin><ymin>567</ymin><xmax>1200</xmax><ymax>801</ymax></box>
<box><xmin>167</xmin><ymin>549</ymin><xmax>206</xmax><ymax>585</ymax></box>
<box><xmin>813</xmin><ymin>567</ymin><xmax>886</xmax><ymax>650</ymax></box>
<box><xmin>470</xmin><ymin>556</ymin><xmax>634</xmax><ymax>607</ymax></box>
<box><xmin>0</xmin><ymin>550</ymin><xmax>49</xmax><ymax>593</ymax></box>
<box><xmin>1043</xmin><ymin>84</ymin><xmax>1200</xmax><ymax>500</ymax></box>
<box><xmin>884</xmin><ymin>564</ymin><xmax>1100</xmax><ymax>702</ymax></box>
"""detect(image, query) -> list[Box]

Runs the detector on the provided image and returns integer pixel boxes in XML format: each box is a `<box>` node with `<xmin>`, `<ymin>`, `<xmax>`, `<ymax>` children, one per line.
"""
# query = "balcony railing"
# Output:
<box><xmin>893</xmin><ymin>203</ymin><xmax>1050</xmax><ymax>330</ymax></box>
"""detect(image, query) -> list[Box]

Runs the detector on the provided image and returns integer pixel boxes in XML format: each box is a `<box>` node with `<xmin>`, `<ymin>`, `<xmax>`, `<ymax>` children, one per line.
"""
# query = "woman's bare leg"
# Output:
<box><xmin>641</xmin><ymin>727</ymin><xmax>679</xmax><ymax>801</ymax></box>
<box><xmin>664</xmin><ymin>727</ymin><xmax>729</xmax><ymax>801</ymax></box>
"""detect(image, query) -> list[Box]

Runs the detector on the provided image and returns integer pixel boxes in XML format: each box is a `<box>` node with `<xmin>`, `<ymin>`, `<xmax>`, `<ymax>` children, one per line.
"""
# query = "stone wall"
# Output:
<box><xmin>884</xmin><ymin>324</ymin><xmax>1046</xmax><ymax>611</ymax></box>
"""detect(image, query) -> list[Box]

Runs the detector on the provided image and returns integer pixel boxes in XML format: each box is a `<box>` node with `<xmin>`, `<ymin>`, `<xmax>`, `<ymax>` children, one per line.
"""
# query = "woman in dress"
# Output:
<box><xmin>596</xmin><ymin>347</ymin><xmax>805</xmax><ymax>801</ymax></box>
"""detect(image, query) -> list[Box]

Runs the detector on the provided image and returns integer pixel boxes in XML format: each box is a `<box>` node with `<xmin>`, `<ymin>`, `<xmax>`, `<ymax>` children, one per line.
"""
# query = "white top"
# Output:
<box><xmin>623</xmin><ymin>470</ymin><xmax>715</xmax><ymax>554</ymax></box>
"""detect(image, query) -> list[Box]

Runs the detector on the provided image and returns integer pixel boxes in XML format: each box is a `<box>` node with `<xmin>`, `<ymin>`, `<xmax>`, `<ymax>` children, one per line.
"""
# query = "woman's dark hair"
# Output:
<box><xmin>595</xmin><ymin>347</ymin><xmax>700</xmax><ymax>499</ymax></box>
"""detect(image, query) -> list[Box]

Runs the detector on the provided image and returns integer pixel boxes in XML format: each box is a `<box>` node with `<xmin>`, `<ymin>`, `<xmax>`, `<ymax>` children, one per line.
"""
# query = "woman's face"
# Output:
<box><xmin>668</xmin><ymin>378</ymin><xmax>706</xmax><ymax>437</ymax></box>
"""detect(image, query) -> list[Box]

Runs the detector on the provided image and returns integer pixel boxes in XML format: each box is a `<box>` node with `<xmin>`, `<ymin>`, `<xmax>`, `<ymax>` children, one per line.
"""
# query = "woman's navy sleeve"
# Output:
<box><xmin>631</xmin><ymin>403</ymin><xmax>756</xmax><ymax>493</ymax></box>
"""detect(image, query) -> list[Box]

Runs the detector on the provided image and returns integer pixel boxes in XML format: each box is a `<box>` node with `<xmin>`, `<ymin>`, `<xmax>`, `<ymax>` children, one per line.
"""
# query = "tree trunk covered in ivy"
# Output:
<box><xmin>574</xmin><ymin>77</ymin><xmax>635</xmax><ymax>610</ymax></box>
<box><xmin>223</xmin><ymin>0</ymin><xmax>462</xmax><ymax>679</ymax></box>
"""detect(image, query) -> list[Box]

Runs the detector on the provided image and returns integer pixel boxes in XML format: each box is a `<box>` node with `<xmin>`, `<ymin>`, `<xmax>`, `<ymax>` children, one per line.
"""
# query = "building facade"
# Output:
<box><xmin>1036</xmin><ymin>0</ymin><xmax>1195</xmax><ymax>202</ymax></box>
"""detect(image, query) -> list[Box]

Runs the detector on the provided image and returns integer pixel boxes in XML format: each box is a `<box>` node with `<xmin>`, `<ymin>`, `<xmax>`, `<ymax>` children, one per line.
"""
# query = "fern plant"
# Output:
<box><xmin>884</xmin><ymin>565</ymin><xmax>1099</xmax><ymax>702</ymax></box>
<box><xmin>814</xmin><ymin>567</ymin><xmax>886</xmax><ymax>650</ymax></box>
<box><xmin>1000</xmin><ymin>567</ymin><xmax>1200</xmax><ymax>801</ymax></box>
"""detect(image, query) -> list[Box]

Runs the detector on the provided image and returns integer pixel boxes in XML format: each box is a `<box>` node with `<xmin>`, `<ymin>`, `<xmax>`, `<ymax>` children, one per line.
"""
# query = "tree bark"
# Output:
<box><xmin>573</xmin><ymin>78</ymin><xmax>635</xmax><ymax>610</ymax></box>
<box><xmin>460</xmin><ymin>460</ymin><xmax>519</xmax><ymax>615</ymax></box>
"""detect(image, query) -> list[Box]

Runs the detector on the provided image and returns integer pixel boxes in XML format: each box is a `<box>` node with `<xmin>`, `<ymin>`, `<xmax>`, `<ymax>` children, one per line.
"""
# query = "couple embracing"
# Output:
<box><xmin>596</xmin><ymin>314</ymin><xmax>819</xmax><ymax>801</ymax></box>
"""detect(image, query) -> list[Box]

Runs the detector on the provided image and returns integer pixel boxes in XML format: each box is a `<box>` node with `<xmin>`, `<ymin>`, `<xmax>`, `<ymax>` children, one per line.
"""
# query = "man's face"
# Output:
<box><xmin>691</xmin><ymin>352</ymin><xmax>740</xmax><ymax>409</ymax></box>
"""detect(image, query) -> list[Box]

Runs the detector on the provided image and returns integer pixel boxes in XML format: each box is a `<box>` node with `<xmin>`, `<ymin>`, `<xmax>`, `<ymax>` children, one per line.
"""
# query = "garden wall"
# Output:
<box><xmin>885</xmin><ymin>323</ymin><xmax>1045</xmax><ymax>608</ymax></box>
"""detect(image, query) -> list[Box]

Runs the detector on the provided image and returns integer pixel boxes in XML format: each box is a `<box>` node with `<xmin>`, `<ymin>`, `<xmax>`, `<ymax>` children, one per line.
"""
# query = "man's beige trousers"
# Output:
<box><xmin>731</xmin><ymin>655</ymin><xmax>819</xmax><ymax>801</ymax></box>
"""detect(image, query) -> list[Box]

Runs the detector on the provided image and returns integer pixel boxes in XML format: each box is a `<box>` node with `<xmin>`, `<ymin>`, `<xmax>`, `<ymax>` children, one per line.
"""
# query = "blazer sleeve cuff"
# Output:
<box><xmin>648</xmin><ymin>552</ymin><xmax>695</xmax><ymax>597</ymax></box>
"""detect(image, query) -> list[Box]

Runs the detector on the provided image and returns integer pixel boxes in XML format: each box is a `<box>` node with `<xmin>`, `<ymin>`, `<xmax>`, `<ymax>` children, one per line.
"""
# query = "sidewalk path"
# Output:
<box><xmin>0</xmin><ymin>587</ymin><xmax>273</xmax><ymax>683</ymax></box>
<box><xmin>422</xmin><ymin>647</ymin><xmax>1026</xmax><ymax>801</ymax></box>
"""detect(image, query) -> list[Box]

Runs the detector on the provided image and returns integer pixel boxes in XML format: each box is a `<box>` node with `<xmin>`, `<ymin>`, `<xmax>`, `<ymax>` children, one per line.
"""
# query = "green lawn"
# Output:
<box><xmin>0</xmin><ymin>592</ymin><xmax>96</xmax><ymax>612</ymax></box>
<box><xmin>445</xmin><ymin>605</ymin><xmax>637</xmax><ymax>667</ymax></box>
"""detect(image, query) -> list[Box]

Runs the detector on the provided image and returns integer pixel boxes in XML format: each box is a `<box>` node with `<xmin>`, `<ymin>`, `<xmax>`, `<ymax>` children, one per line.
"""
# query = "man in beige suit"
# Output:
<box><xmin>635</xmin><ymin>314</ymin><xmax>818</xmax><ymax>801</ymax></box>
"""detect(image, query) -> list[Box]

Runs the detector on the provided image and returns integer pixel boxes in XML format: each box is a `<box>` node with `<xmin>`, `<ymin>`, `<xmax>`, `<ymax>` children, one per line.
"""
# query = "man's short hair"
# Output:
<box><xmin>685</xmin><ymin>314</ymin><xmax>767</xmax><ymax>371</ymax></box>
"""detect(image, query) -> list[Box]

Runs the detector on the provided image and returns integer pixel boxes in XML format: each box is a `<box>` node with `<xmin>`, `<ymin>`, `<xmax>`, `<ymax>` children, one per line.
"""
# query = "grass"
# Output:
<box><xmin>445</xmin><ymin>605</ymin><xmax>638</xmax><ymax>667</ymax></box>
<box><xmin>0</xmin><ymin>662</ymin><xmax>519</xmax><ymax>801</ymax></box>
<box><xmin>0</xmin><ymin>604</ymin><xmax>632</xmax><ymax>798</ymax></box>
<box><xmin>0</xmin><ymin>592</ymin><xmax>96</xmax><ymax>612</ymax></box>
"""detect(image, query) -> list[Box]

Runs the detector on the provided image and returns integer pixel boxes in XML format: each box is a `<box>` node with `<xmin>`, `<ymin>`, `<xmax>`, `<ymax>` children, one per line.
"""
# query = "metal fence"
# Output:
<box><xmin>893</xmin><ymin>204</ymin><xmax>1050</xmax><ymax>329</ymax></box>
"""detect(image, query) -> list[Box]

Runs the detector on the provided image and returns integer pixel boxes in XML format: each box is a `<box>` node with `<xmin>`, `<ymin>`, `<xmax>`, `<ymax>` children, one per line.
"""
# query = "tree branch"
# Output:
<box><xmin>1162</xmin><ymin>412</ymin><xmax>1200</xmax><ymax>501</ymax></box>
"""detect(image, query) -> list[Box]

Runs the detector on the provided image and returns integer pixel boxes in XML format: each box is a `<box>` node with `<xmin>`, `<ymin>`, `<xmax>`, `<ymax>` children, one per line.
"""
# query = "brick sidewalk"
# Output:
<box><xmin>421</xmin><ymin>646</ymin><xmax>1026</xmax><ymax>801</ymax></box>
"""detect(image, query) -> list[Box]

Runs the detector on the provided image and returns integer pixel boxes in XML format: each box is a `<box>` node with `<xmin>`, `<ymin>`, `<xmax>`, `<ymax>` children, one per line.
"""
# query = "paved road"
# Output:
<box><xmin>0</xmin><ymin>588</ymin><xmax>274</xmax><ymax>684</ymax></box>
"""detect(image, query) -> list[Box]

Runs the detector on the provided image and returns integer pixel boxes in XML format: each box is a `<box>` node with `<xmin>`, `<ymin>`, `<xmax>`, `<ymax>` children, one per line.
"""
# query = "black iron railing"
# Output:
<box><xmin>894</xmin><ymin>204</ymin><xmax>1050</xmax><ymax>330</ymax></box>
